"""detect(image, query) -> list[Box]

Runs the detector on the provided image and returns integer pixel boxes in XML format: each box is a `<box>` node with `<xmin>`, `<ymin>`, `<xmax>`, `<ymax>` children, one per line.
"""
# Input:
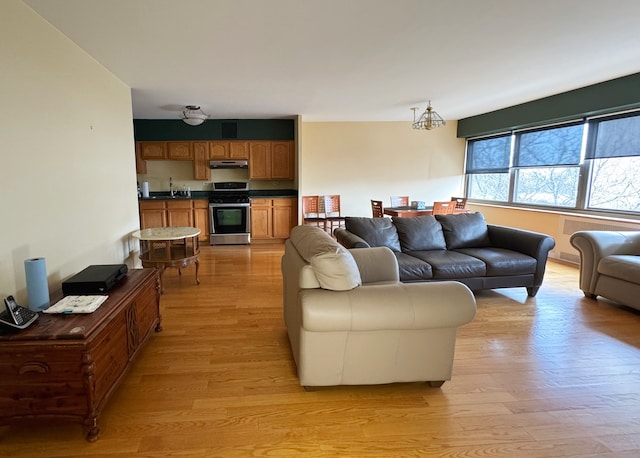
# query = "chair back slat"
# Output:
<box><xmin>371</xmin><ymin>200</ymin><xmax>384</xmax><ymax>217</ymax></box>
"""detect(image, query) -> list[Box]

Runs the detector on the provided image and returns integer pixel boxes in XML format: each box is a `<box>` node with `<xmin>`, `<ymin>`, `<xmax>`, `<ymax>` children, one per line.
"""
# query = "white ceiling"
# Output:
<box><xmin>24</xmin><ymin>0</ymin><xmax>640</xmax><ymax>122</ymax></box>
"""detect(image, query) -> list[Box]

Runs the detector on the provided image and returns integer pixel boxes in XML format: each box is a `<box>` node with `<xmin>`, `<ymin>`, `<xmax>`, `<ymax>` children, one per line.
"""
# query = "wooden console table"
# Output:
<box><xmin>132</xmin><ymin>226</ymin><xmax>201</xmax><ymax>293</ymax></box>
<box><xmin>0</xmin><ymin>269</ymin><xmax>161</xmax><ymax>442</ymax></box>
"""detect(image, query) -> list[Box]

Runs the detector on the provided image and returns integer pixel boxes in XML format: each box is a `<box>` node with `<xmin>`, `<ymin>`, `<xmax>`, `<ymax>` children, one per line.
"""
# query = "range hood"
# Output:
<box><xmin>209</xmin><ymin>160</ymin><xmax>248</xmax><ymax>169</ymax></box>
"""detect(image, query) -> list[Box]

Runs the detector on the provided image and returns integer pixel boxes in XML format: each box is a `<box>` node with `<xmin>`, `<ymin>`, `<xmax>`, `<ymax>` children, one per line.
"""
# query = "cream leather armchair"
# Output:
<box><xmin>282</xmin><ymin>225</ymin><xmax>476</xmax><ymax>388</ymax></box>
<box><xmin>570</xmin><ymin>230</ymin><xmax>640</xmax><ymax>311</ymax></box>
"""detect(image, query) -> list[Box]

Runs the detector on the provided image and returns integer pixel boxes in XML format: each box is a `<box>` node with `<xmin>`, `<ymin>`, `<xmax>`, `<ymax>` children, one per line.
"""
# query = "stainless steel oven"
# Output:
<box><xmin>209</xmin><ymin>182</ymin><xmax>251</xmax><ymax>245</ymax></box>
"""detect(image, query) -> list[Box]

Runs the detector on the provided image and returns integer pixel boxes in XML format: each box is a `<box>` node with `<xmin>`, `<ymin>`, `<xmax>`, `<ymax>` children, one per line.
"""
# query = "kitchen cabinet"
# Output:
<box><xmin>139</xmin><ymin>200</ymin><xmax>166</xmax><ymax>228</ymax></box>
<box><xmin>209</xmin><ymin>141</ymin><xmax>249</xmax><ymax>159</ymax></box>
<box><xmin>167</xmin><ymin>141</ymin><xmax>193</xmax><ymax>160</ymax></box>
<box><xmin>139</xmin><ymin>199</ymin><xmax>209</xmax><ymax>243</ymax></box>
<box><xmin>166</xmin><ymin>200</ymin><xmax>193</xmax><ymax>227</ymax></box>
<box><xmin>139</xmin><ymin>141</ymin><xmax>167</xmax><ymax>160</ymax></box>
<box><xmin>249</xmin><ymin>141</ymin><xmax>295</xmax><ymax>180</ymax></box>
<box><xmin>250</xmin><ymin>197</ymin><xmax>297</xmax><ymax>240</ymax></box>
<box><xmin>193</xmin><ymin>142</ymin><xmax>210</xmax><ymax>180</ymax></box>
<box><xmin>192</xmin><ymin>200</ymin><xmax>210</xmax><ymax>242</ymax></box>
<box><xmin>135</xmin><ymin>142</ymin><xmax>147</xmax><ymax>174</ymax></box>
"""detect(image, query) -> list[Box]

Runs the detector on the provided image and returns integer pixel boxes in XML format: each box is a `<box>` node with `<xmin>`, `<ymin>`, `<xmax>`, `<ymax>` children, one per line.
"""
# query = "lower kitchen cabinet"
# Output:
<box><xmin>139</xmin><ymin>199</ymin><xmax>210</xmax><ymax>243</ymax></box>
<box><xmin>250</xmin><ymin>197</ymin><xmax>297</xmax><ymax>241</ymax></box>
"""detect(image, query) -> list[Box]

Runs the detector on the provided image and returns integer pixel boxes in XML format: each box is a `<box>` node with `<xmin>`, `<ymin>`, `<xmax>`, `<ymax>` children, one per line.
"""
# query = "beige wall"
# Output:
<box><xmin>0</xmin><ymin>1</ymin><xmax>139</xmax><ymax>302</ymax></box>
<box><xmin>299</xmin><ymin>121</ymin><xmax>466</xmax><ymax>216</ymax></box>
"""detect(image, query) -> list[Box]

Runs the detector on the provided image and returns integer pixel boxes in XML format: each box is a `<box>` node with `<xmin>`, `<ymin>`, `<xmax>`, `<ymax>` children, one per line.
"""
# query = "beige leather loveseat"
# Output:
<box><xmin>282</xmin><ymin>225</ymin><xmax>477</xmax><ymax>388</ymax></box>
<box><xmin>570</xmin><ymin>230</ymin><xmax>640</xmax><ymax>311</ymax></box>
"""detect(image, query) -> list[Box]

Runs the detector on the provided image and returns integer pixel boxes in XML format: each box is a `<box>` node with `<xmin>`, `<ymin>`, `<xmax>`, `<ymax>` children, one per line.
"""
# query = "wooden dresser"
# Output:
<box><xmin>0</xmin><ymin>268</ymin><xmax>161</xmax><ymax>441</ymax></box>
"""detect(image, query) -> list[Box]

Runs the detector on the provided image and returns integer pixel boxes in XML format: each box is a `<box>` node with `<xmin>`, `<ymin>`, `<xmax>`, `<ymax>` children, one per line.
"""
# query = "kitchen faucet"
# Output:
<box><xmin>169</xmin><ymin>177</ymin><xmax>174</xmax><ymax>197</ymax></box>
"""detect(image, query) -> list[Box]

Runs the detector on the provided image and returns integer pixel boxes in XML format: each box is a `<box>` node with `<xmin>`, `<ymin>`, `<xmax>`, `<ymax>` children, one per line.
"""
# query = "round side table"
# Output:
<box><xmin>132</xmin><ymin>226</ymin><xmax>201</xmax><ymax>294</ymax></box>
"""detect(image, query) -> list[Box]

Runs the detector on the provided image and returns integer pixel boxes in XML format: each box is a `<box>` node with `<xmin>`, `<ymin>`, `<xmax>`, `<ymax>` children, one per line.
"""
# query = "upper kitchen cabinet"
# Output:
<box><xmin>139</xmin><ymin>141</ymin><xmax>167</xmax><ymax>160</ymax></box>
<box><xmin>209</xmin><ymin>141</ymin><xmax>249</xmax><ymax>159</ymax></box>
<box><xmin>249</xmin><ymin>141</ymin><xmax>295</xmax><ymax>180</ymax></box>
<box><xmin>193</xmin><ymin>141</ymin><xmax>210</xmax><ymax>180</ymax></box>
<box><xmin>167</xmin><ymin>141</ymin><xmax>193</xmax><ymax>160</ymax></box>
<box><xmin>135</xmin><ymin>142</ymin><xmax>147</xmax><ymax>174</ymax></box>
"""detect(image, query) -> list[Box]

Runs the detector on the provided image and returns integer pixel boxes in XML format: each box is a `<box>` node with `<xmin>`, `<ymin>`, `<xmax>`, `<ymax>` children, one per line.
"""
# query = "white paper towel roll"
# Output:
<box><xmin>24</xmin><ymin>257</ymin><xmax>50</xmax><ymax>311</ymax></box>
<box><xmin>141</xmin><ymin>181</ymin><xmax>150</xmax><ymax>198</ymax></box>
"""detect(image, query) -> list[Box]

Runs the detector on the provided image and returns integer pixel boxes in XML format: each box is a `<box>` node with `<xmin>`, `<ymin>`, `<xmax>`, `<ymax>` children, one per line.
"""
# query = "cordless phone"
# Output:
<box><xmin>1</xmin><ymin>295</ymin><xmax>38</xmax><ymax>329</ymax></box>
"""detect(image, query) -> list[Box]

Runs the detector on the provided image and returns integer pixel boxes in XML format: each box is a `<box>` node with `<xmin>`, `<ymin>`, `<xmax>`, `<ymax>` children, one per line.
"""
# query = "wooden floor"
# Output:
<box><xmin>2</xmin><ymin>243</ymin><xmax>640</xmax><ymax>457</ymax></box>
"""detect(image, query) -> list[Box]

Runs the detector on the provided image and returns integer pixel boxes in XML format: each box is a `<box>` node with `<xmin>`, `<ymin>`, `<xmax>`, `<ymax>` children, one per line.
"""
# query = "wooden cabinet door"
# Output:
<box><xmin>193</xmin><ymin>200</ymin><xmax>210</xmax><ymax>242</ymax></box>
<box><xmin>167</xmin><ymin>201</ymin><xmax>193</xmax><ymax>227</ymax></box>
<box><xmin>249</xmin><ymin>142</ymin><xmax>271</xmax><ymax>179</ymax></box>
<box><xmin>209</xmin><ymin>141</ymin><xmax>229</xmax><ymax>159</ymax></box>
<box><xmin>135</xmin><ymin>142</ymin><xmax>147</xmax><ymax>174</ymax></box>
<box><xmin>273</xmin><ymin>198</ymin><xmax>297</xmax><ymax>239</ymax></box>
<box><xmin>139</xmin><ymin>142</ymin><xmax>167</xmax><ymax>160</ymax></box>
<box><xmin>139</xmin><ymin>201</ymin><xmax>166</xmax><ymax>229</ymax></box>
<box><xmin>193</xmin><ymin>142</ymin><xmax>211</xmax><ymax>180</ymax></box>
<box><xmin>229</xmin><ymin>141</ymin><xmax>249</xmax><ymax>159</ymax></box>
<box><xmin>250</xmin><ymin>199</ymin><xmax>272</xmax><ymax>239</ymax></box>
<box><xmin>271</xmin><ymin>141</ymin><xmax>295</xmax><ymax>179</ymax></box>
<box><xmin>167</xmin><ymin>141</ymin><xmax>193</xmax><ymax>160</ymax></box>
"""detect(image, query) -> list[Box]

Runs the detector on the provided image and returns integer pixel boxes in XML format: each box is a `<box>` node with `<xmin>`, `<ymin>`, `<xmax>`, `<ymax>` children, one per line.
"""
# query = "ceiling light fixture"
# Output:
<box><xmin>181</xmin><ymin>105</ymin><xmax>208</xmax><ymax>126</ymax></box>
<box><xmin>411</xmin><ymin>101</ymin><xmax>446</xmax><ymax>130</ymax></box>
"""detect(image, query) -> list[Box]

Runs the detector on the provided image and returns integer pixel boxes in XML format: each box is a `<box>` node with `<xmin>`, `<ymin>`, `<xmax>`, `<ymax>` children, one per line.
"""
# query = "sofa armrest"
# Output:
<box><xmin>300</xmin><ymin>281</ymin><xmax>476</xmax><ymax>332</ymax></box>
<box><xmin>334</xmin><ymin>228</ymin><xmax>371</xmax><ymax>249</ymax></box>
<box><xmin>570</xmin><ymin>231</ymin><xmax>640</xmax><ymax>294</ymax></box>
<box><xmin>349</xmin><ymin>246</ymin><xmax>399</xmax><ymax>283</ymax></box>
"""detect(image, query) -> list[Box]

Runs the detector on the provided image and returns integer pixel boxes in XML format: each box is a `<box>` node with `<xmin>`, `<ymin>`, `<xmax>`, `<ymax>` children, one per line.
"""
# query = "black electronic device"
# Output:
<box><xmin>62</xmin><ymin>264</ymin><xmax>128</xmax><ymax>295</ymax></box>
<box><xmin>1</xmin><ymin>295</ymin><xmax>38</xmax><ymax>329</ymax></box>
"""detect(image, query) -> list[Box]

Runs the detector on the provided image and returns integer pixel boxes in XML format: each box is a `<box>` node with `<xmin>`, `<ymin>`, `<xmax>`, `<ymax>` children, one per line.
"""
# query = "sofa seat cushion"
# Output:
<box><xmin>408</xmin><ymin>250</ymin><xmax>486</xmax><ymax>279</ymax></box>
<box><xmin>456</xmin><ymin>248</ymin><xmax>537</xmax><ymax>276</ymax></box>
<box><xmin>345</xmin><ymin>217</ymin><xmax>401</xmax><ymax>252</ymax></box>
<box><xmin>392</xmin><ymin>215</ymin><xmax>447</xmax><ymax>251</ymax></box>
<box><xmin>598</xmin><ymin>255</ymin><xmax>640</xmax><ymax>285</ymax></box>
<box><xmin>394</xmin><ymin>252</ymin><xmax>433</xmax><ymax>281</ymax></box>
<box><xmin>436</xmin><ymin>212</ymin><xmax>491</xmax><ymax>249</ymax></box>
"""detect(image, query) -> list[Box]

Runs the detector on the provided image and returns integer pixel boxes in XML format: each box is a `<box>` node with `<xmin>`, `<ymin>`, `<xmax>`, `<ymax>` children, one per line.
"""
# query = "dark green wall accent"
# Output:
<box><xmin>133</xmin><ymin>119</ymin><xmax>295</xmax><ymax>141</ymax></box>
<box><xmin>457</xmin><ymin>72</ymin><xmax>640</xmax><ymax>138</ymax></box>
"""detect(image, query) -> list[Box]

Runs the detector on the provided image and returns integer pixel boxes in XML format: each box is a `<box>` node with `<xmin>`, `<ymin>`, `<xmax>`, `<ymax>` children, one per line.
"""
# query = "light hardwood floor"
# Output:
<box><xmin>2</xmin><ymin>244</ymin><xmax>640</xmax><ymax>457</ymax></box>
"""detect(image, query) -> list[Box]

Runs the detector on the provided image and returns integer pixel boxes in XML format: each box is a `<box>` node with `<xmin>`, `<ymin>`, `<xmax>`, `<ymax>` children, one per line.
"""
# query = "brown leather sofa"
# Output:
<box><xmin>335</xmin><ymin>212</ymin><xmax>555</xmax><ymax>297</ymax></box>
<box><xmin>282</xmin><ymin>225</ymin><xmax>477</xmax><ymax>388</ymax></box>
<box><xmin>570</xmin><ymin>230</ymin><xmax>640</xmax><ymax>311</ymax></box>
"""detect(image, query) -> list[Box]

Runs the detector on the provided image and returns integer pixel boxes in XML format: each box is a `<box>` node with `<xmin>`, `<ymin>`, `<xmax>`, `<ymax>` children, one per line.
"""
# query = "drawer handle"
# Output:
<box><xmin>19</xmin><ymin>361</ymin><xmax>50</xmax><ymax>374</ymax></box>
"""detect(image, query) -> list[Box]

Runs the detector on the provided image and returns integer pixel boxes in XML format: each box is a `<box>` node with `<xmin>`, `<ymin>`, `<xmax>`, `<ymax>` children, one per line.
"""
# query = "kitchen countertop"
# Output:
<box><xmin>139</xmin><ymin>190</ymin><xmax>298</xmax><ymax>201</ymax></box>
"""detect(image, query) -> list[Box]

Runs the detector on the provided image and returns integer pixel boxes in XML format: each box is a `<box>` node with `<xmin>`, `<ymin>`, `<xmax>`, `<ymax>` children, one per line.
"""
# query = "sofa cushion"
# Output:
<box><xmin>456</xmin><ymin>248</ymin><xmax>537</xmax><ymax>276</ymax></box>
<box><xmin>392</xmin><ymin>215</ymin><xmax>447</xmax><ymax>251</ymax></box>
<box><xmin>598</xmin><ymin>255</ymin><xmax>640</xmax><ymax>285</ymax></box>
<box><xmin>290</xmin><ymin>225</ymin><xmax>362</xmax><ymax>290</ymax></box>
<box><xmin>408</xmin><ymin>250</ymin><xmax>486</xmax><ymax>278</ymax></box>
<box><xmin>436</xmin><ymin>212</ymin><xmax>491</xmax><ymax>250</ymax></box>
<box><xmin>344</xmin><ymin>217</ymin><xmax>401</xmax><ymax>252</ymax></box>
<box><xmin>394</xmin><ymin>252</ymin><xmax>434</xmax><ymax>281</ymax></box>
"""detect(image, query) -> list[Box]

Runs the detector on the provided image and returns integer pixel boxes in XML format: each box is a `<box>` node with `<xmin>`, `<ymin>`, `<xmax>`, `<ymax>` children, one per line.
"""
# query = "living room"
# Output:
<box><xmin>2</xmin><ymin>1</ymin><xmax>640</xmax><ymax>456</ymax></box>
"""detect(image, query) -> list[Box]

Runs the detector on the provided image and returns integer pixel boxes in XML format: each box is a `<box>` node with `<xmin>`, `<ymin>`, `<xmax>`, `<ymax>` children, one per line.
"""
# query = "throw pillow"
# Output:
<box><xmin>310</xmin><ymin>248</ymin><xmax>362</xmax><ymax>291</ymax></box>
<box><xmin>436</xmin><ymin>212</ymin><xmax>491</xmax><ymax>249</ymax></box>
<box><xmin>344</xmin><ymin>217</ymin><xmax>401</xmax><ymax>252</ymax></box>
<box><xmin>392</xmin><ymin>215</ymin><xmax>446</xmax><ymax>251</ymax></box>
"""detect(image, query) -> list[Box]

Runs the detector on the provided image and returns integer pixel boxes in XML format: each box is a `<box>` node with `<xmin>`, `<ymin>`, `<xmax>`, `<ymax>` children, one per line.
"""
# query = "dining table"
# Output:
<box><xmin>383</xmin><ymin>206</ymin><xmax>434</xmax><ymax>217</ymax></box>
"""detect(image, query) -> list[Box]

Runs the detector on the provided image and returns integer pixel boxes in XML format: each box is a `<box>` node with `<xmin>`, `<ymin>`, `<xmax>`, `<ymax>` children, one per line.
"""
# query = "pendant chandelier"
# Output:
<box><xmin>181</xmin><ymin>105</ymin><xmax>208</xmax><ymax>126</ymax></box>
<box><xmin>411</xmin><ymin>101</ymin><xmax>446</xmax><ymax>130</ymax></box>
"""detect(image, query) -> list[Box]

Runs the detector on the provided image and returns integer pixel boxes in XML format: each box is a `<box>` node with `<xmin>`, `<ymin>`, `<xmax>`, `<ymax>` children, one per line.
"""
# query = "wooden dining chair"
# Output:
<box><xmin>371</xmin><ymin>200</ymin><xmax>384</xmax><ymax>217</ymax></box>
<box><xmin>390</xmin><ymin>196</ymin><xmax>409</xmax><ymax>207</ymax></box>
<box><xmin>302</xmin><ymin>196</ymin><xmax>326</xmax><ymax>230</ymax></box>
<box><xmin>323</xmin><ymin>194</ymin><xmax>345</xmax><ymax>234</ymax></box>
<box><xmin>432</xmin><ymin>201</ymin><xmax>456</xmax><ymax>215</ymax></box>
<box><xmin>451</xmin><ymin>196</ymin><xmax>468</xmax><ymax>211</ymax></box>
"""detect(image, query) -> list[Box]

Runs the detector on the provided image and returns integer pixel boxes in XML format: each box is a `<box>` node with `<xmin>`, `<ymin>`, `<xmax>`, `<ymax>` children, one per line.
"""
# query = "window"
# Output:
<box><xmin>586</xmin><ymin>114</ymin><xmax>640</xmax><ymax>212</ymax></box>
<box><xmin>465</xmin><ymin>110</ymin><xmax>640</xmax><ymax>216</ymax></box>
<box><xmin>513</xmin><ymin>123</ymin><xmax>583</xmax><ymax>207</ymax></box>
<box><xmin>466</xmin><ymin>135</ymin><xmax>511</xmax><ymax>201</ymax></box>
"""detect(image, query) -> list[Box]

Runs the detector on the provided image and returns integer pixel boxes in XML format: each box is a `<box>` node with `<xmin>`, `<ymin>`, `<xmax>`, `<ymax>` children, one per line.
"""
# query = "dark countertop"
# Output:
<box><xmin>139</xmin><ymin>190</ymin><xmax>298</xmax><ymax>201</ymax></box>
